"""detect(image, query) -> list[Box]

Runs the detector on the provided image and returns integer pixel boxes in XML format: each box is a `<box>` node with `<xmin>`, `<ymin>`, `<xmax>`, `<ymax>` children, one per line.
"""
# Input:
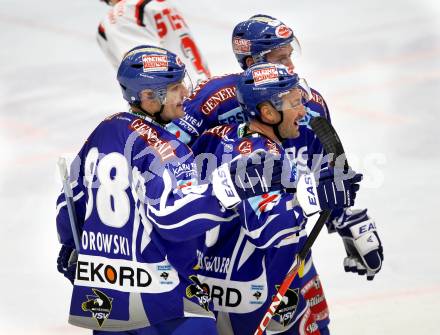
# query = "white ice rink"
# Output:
<box><xmin>0</xmin><ymin>0</ymin><xmax>439</xmax><ymax>334</ymax></box>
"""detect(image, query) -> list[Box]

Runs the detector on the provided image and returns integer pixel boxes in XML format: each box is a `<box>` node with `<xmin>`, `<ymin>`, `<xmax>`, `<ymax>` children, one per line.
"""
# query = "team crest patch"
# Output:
<box><xmin>142</xmin><ymin>55</ymin><xmax>168</xmax><ymax>72</ymax></box>
<box><xmin>185</xmin><ymin>275</ymin><xmax>211</xmax><ymax>311</ymax></box>
<box><xmin>237</xmin><ymin>139</ymin><xmax>253</xmax><ymax>155</ymax></box>
<box><xmin>274</xmin><ymin>286</ymin><xmax>300</xmax><ymax>327</ymax></box>
<box><xmin>81</xmin><ymin>288</ymin><xmax>113</xmax><ymax>327</ymax></box>
<box><xmin>252</xmin><ymin>66</ymin><xmax>279</xmax><ymax>86</ymax></box>
<box><xmin>233</xmin><ymin>37</ymin><xmax>251</xmax><ymax>54</ymax></box>
<box><xmin>275</xmin><ymin>25</ymin><xmax>293</xmax><ymax>39</ymax></box>
<box><xmin>175</xmin><ymin>55</ymin><xmax>184</xmax><ymax>67</ymax></box>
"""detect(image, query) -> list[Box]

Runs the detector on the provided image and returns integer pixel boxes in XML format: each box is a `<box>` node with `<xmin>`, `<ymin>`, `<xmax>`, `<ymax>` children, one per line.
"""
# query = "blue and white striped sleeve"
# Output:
<box><xmin>56</xmin><ymin>155</ymin><xmax>86</xmax><ymax>247</ymax></box>
<box><xmin>144</xmin><ymin>166</ymin><xmax>239</xmax><ymax>243</ymax></box>
<box><xmin>237</xmin><ymin>191</ymin><xmax>305</xmax><ymax>249</ymax></box>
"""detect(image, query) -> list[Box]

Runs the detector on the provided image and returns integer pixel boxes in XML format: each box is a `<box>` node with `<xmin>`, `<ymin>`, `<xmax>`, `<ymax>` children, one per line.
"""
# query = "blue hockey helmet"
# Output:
<box><xmin>236</xmin><ymin>63</ymin><xmax>310</xmax><ymax>120</ymax></box>
<box><xmin>117</xmin><ymin>45</ymin><xmax>188</xmax><ymax>105</ymax></box>
<box><xmin>232</xmin><ymin>14</ymin><xmax>301</xmax><ymax>70</ymax></box>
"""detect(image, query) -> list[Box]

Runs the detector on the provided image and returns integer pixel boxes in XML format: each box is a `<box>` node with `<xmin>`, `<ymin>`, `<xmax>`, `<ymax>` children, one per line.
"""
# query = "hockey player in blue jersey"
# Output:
<box><xmin>190</xmin><ymin>63</ymin><xmax>363</xmax><ymax>335</ymax></box>
<box><xmin>167</xmin><ymin>14</ymin><xmax>383</xmax><ymax>334</ymax></box>
<box><xmin>56</xmin><ymin>46</ymin><xmax>291</xmax><ymax>335</ymax></box>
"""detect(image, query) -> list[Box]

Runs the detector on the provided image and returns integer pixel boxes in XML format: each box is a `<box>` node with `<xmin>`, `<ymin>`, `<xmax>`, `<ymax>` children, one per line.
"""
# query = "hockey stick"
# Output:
<box><xmin>254</xmin><ymin>116</ymin><xmax>348</xmax><ymax>335</ymax></box>
<box><xmin>57</xmin><ymin>156</ymin><xmax>81</xmax><ymax>251</ymax></box>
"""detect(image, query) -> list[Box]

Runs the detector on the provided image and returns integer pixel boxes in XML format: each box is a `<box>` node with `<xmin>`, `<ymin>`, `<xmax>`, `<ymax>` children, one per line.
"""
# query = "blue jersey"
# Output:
<box><xmin>190</xmin><ymin>124</ymin><xmax>318</xmax><ymax>330</ymax></box>
<box><xmin>167</xmin><ymin>73</ymin><xmax>243</xmax><ymax>145</ymax></box>
<box><xmin>167</xmin><ymin>73</ymin><xmax>333</xmax><ymax>333</ymax></box>
<box><xmin>56</xmin><ymin>112</ymin><xmax>238</xmax><ymax>331</ymax></box>
<box><xmin>167</xmin><ymin>73</ymin><xmax>331</xmax><ymax>172</ymax></box>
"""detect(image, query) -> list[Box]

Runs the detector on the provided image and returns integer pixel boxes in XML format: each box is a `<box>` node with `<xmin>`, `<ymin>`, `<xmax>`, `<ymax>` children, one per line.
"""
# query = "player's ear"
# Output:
<box><xmin>259</xmin><ymin>102</ymin><xmax>280</xmax><ymax>125</ymax></box>
<box><xmin>245</xmin><ymin>56</ymin><xmax>255</xmax><ymax>69</ymax></box>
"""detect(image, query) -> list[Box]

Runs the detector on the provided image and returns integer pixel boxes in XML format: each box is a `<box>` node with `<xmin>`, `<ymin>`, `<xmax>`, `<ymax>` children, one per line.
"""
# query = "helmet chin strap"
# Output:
<box><xmin>253</xmin><ymin>51</ymin><xmax>270</xmax><ymax>64</ymax></box>
<box><xmin>257</xmin><ymin>106</ymin><xmax>286</xmax><ymax>143</ymax></box>
<box><xmin>131</xmin><ymin>98</ymin><xmax>170</xmax><ymax>126</ymax></box>
<box><xmin>273</xmin><ymin>119</ymin><xmax>286</xmax><ymax>142</ymax></box>
<box><xmin>152</xmin><ymin>104</ymin><xmax>169</xmax><ymax>125</ymax></box>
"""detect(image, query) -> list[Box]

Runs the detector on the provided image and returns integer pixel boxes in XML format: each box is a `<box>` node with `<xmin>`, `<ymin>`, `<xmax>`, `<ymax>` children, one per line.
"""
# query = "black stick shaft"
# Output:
<box><xmin>298</xmin><ymin>210</ymin><xmax>331</xmax><ymax>260</ymax></box>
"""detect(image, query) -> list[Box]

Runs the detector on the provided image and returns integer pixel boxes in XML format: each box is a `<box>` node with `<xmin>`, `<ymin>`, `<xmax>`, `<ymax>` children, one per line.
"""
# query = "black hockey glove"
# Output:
<box><xmin>57</xmin><ymin>245</ymin><xmax>77</xmax><ymax>284</ymax></box>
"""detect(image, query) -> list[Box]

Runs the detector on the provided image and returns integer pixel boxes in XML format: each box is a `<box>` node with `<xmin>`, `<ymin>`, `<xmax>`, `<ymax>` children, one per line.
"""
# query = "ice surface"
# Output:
<box><xmin>0</xmin><ymin>0</ymin><xmax>439</xmax><ymax>333</ymax></box>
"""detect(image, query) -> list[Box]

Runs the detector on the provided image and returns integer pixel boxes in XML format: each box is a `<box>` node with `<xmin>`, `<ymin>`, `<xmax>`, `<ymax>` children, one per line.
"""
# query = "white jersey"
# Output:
<box><xmin>97</xmin><ymin>0</ymin><xmax>211</xmax><ymax>85</ymax></box>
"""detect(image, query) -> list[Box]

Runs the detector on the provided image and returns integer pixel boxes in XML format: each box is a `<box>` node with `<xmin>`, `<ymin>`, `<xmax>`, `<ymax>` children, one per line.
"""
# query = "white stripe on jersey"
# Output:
<box><xmin>148</xmin><ymin>211</ymin><xmax>239</xmax><ymax>230</ymax></box>
<box><xmin>257</xmin><ymin>226</ymin><xmax>305</xmax><ymax>250</ymax></box>
<box><xmin>56</xmin><ymin>191</ymin><xmax>84</xmax><ymax>217</ymax></box>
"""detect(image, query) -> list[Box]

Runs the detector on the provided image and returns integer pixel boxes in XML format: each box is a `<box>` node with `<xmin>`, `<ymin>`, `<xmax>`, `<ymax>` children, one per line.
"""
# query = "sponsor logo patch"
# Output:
<box><xmin>218</xmin><ymin>108</ymin><xmax>248</xmax><ymax>126</ymax></box>
<box><xmin>299</xmin><ymin>308</ymin><xmax>320</xmax><ymax>335</ymax></box>
<box><xmin>252</xmin><ymin>66</ymin><xmax>279</xmax><ymax>86</ymax></box>
<box><xmin>204</xmin><ymin>124</ymin><xmax>234</xmax><ymax>138</ymax></box>
<box><xmin>81</xmin><ymin>289</ymin><xmax>113</xmax><ymax>327</ymax></box>
<box><xmin>196</xmin><ymin>250</ymin><xmax>231</xmax><ymax>274</ymax></box>
<box><xmin>233</xmin><ymin>37</ymin><xmax>251</xmax><ymax>54</ymax></box>
<box><xmin>301</xmin><ymin>275</ymin><xmax>329</xmax><ymax>322</ymax></box>
<box><xmin>172</xmin><ymin>162</ymin><xmax>197</xmax><ymax>178</ymax></box>
<box><xmin>130</xmin><ymin>119</ymin><xmax>175</xmax><ymax>161</ymax></box>
<box><xmin>75</xmin><ymin>255</ymin><xmax>179</xmax><ymax>293</ymax></box>
<box><xmin>258</xmin><ymin>193</ymin><xmax>281</xmax><ymax>213</ymax></box>
<box><xmin>210</xmin><ymin>285</ymin><xmax>242</xmax><ymax>308</ymax></box>
<box><xmin>142</xmin><ymin>54</ymin><xmax>168</xmax><ymax>72</ymax></box>
<box><xmin>200</xmin><ymin>86</ymin><xmax>237</xmax><ymax>115</ymax></box>
<box><xmin>77</xmin><ymin>259</ymin><xmax>152</xmax><ymax>289</ymax></box>
<box><xmin>250</xmin><ymin>284</ymin><xmax>265</xmax><ymax>305</ymax></box>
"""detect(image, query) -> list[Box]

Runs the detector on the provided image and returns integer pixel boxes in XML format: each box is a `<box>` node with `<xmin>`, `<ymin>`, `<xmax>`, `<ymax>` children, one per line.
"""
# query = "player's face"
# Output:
<box><xmin>266</xmin><ymin>45</ymin><xmax>295</xmax><ymax>74</ymax></box>
<box><xmin>277</xmin><ymin>88</ymin><xmax>306</xmax><ymax>139</ymax></box>
<box><xmin>162</xmin><ymin>82</ymin><xmax>190</xmax><ymax>121</ymax></box>
<box><xmin>139</xmin><ymin>89</ymin><xmax>162</xmax><ymax>116</ymax></box>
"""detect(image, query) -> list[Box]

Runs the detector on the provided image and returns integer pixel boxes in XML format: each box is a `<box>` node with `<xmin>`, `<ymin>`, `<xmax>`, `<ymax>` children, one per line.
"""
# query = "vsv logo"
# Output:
<box><xmin>81</xmin><ymin>289</ymin><xmax>113</xmax><ymax>327</ymax></box>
